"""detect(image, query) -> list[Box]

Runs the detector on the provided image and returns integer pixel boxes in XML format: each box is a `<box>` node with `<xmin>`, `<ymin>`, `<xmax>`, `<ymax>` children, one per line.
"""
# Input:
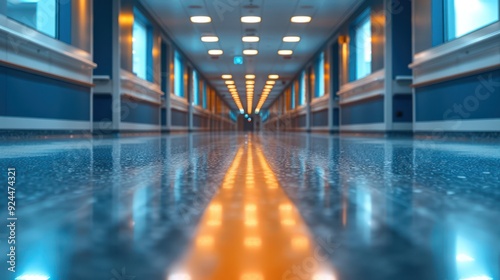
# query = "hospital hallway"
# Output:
<box><xmin>0</xmin><ymin>133</ymin><xmax>499</xmax><ymax>280</ymax></box>
<box><xmin>2</xmin><ymin>0</ymin><xmax>500</xmax><ymax>279</ymax></box>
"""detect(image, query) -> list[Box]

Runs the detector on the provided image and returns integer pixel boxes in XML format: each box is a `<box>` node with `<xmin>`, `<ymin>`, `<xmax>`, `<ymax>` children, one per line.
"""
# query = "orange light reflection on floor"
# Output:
<box><xmin>168</xmin><ymin>139</ymin><xmax>336</xmax><ymax>280</ymax></box>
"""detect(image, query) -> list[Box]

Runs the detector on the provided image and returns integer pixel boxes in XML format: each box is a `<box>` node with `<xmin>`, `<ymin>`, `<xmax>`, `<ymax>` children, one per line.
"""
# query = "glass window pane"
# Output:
<box><xmin>133</xmin><ymin>19</ymin><xmax>147</xmax><ymax>80</ymax></box>
<box><xmin>174</xmin><ymin>52</ymin><xmax>184</xmax><ymax>97</ymax></box>
<box><xmin>447</xmin><ymin>0</ymin><xmax>499</xmax><ymax>40</ymax></box>
<box><xmin>299</xmin><ymin>71</ymin><xmax>306</xmax><ymax>105</ymax></box>
<box><xmin>355</xmin><ymin>17</ymin><xmax>372</xmax><ymax>80</ymax></box>
<box><xmin>316</xmin><ymin>52</ymin><xmax>325</xmax><ymax>97</ymax></box>
<box><xmin>192</xmin><ymin>70</ymin><xmax>199</xmax><ymax>105</ymax></box>
<box><xmin>7</xmin><ymin>0</ymin><xmax>57</xmax><ymax>38</ymax></box>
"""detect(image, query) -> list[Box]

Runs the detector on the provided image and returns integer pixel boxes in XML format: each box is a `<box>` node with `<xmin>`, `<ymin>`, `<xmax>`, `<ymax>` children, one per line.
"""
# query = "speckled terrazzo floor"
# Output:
<box><xmin>0</xmin><ymin>133</ymin><xmax>499</xmax><ymax>280</ymax></box>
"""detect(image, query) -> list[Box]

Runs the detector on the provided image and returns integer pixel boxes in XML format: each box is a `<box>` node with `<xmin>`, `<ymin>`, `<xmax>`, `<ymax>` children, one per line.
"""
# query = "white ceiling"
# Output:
<box><xmin>141</xmin><ymin>0</ymin><xmax>363</xmax><ymax>112</ymax></box>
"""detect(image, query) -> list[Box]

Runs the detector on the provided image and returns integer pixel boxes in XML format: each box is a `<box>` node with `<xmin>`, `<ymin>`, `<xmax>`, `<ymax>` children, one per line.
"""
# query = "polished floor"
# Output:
<box><xmin>1</xmin><ymin>133</ymin><xmax>499</xmax><ymax>280</ymax></box>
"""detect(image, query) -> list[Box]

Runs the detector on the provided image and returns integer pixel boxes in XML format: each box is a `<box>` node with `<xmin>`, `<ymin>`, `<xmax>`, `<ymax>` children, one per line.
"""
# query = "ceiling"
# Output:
<box><xmin>141</xmin><ymin>0</ymin><xmax>363</xmax><ymax>112</ymax></box>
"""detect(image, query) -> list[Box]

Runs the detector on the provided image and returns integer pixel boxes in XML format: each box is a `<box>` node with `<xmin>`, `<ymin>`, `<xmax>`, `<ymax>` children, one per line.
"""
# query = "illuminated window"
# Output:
<box><xmin>192</xmin><ymin>70</ymin><xmax>200</xmax><ymax>105</ymax></box>
<box><xmin>315</xmin><ymin>52</ymin><xmax>325</xmax><ymax>97</ymax></box>
<box><xmin>354</xmin><ymin>13</ymin><xmax>372</xmax><ymax>80</ymax></box>
<box><xmin>6</xmin><ymin>0</ymin><xmax>57</xmax><ymax>37</ymax></box>
<box><xmin>290</xmin><ymin>84</ymin><xmax>296</xmax><ymax>109</ymax></box>
<box><xmin>132</xmin><ymin>17</ymin><xmax>148</xmax><ymax>80</ymax></box>
<box><xmin>299</xmin><ymin>71</ymin><xmax>306</xmax><ymax>106</ymax></box>
<box><xmin>202</xmin><ymin>83</ymin><xmax>208</xmax><ymax>109</ymax></box>
<box><xmin>174</xmin><ymin>51</ymin><xmax>184</xmax><ymax>97</ymax></box>
<box><xmin>446</xmin><ymin>0</ymin><xmax>499</xmax><ymax>40</ymax></box>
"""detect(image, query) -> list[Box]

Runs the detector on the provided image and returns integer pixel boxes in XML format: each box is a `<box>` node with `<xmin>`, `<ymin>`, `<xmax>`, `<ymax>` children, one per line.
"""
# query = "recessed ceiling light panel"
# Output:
<box><xmin>243</xmin><ymin>49</ymin><xmax>258</xmax><ymax>55</ymax></box>
<box><xmin>191</xmin><ymin>16</ymin><xmax>212</xmax><ymax>23</ymax></box>
<box><xmin>278</xmin><ymin>50</ymin><xmax>293</xmax><ymax>56</ymax></box>
<box><xmin>241</xmin><ymin>16</ymin><xmax>262</xmax><ymax>23</ymax></box>
<box><xmin>283</xmin><ymin>36</ymin><xmax>301</xmax><ymax>42</ymax></box>
<box><xmin>291</xmin><ymin>16</ymin><xmax>312</xmax><ymax>23</ymax></box>
<box><xmin>202</xmin><ymin>36</ymin><xmax>219</xmax><ymax>42</ymax></box>
<box><xmin>209</xmin><ymin>49</ymin><xmax>223</xmax><ymax>55</ymax></box>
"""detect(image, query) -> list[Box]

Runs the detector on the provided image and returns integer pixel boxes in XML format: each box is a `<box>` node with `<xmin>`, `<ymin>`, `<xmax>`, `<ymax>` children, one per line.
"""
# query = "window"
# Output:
<box><xmin>299</xmin><ymin>71</ymin><xmax>306</xmax><ymax>106</ymax></box>
<box><xmin>354</xmin><ymin>15</ymin><xmax>372</xmax><ymax>80</ymax></box>
<box><xmin>290</xmin><ymin>84</ymin><xmax>296</xmax><ymax>109</ymax></box>
<box><xmin>132</xmin><ymin>18</ymin><xmax>148</xmax><ymax>80</ymax></box>
<box><xmin>315</xmin><ymin>52</ymin><xmax>325</xmax><ymax>97</ymax></box>
<box><xmin>192</xmin><ymin>70</ymin><xmax>200</xmax><ymax>105</ymax></box>
<box><xmin>174</xmin><ymin>51</ymin><xmax>184</xmax><ymax>97</ymax></box>
<box><xmin>202</xmin><ymin>82</ymin><xmax>208</xmax><ymax>109</ymax></box>
<box><xmin>6</xmin><ymin>0</ymin><xmax>57</xmax><ymax>37</ymax></box>
<box><xmin>446</xmin><ymin>0</ymin><xmax>499</xmax><ymax>40</ymax></box>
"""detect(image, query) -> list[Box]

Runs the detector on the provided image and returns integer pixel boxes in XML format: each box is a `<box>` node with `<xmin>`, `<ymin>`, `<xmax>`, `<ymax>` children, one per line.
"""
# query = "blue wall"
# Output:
<box><xmin>312</xmin><ymin>110</ymin><xmax>328</xmax><ymax>127</ymax></box>
<box><xmin>392</xmin><ymin>0</ymin><xmax>413</xmax><ymax>78</ymax></box>
<box><xmin>393</xmin><ymin>94</ymin><xmax>413</xmax><ymax>123</ymax></box>
<box><xmin>333</xmin><ymin>108</ymin><xmax>340</xmax><ymax>126</ymax></box>
<box><xmin>0</xmin><ymin>65</ymin><xmax>90</xmax><ymax>121</ymax></box>
<box><xmin>93</xmin><ymin>1</ymin><xmax>113</xmax><ymax>76</ymax></box>
<box><xmin>161</xmin><ymin>108</ymin><xmax>167</xmax><ymax>126</ymax></box>
<box><xmin>341</xmin><ymin>97</ymin><xmax>384</xmax><ymax>125</ymax></box>
<box><xmin>415</xmin><ymin>69</ymin><xmax>500</xmax><ymax>122</ymax></box>
<box><xmin>172</xmin><ymin>109</ymin><xmax>188</xmax><ymax>127</ymax></box>
<box><xmin>93</xmin><ymin>94</ymin><xmax>113</xmax><ymax>122</ymax></box>
<box><xmin>121</xmin><ymin>97</ymin><xmax>160</xmax><ymax>125</ymax></box>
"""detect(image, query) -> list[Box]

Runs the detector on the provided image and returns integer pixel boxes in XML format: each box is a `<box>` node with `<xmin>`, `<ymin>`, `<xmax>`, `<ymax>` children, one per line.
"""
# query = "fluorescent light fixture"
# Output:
<box><xmin>278</xmin><ymin>50</ymin><xmax>293</xmax><ymax>56</ymax></box>
<box><xmin>246</xmin><ymin>81</ymin><xmax>255</xmax><ymax>85</ymax></box>
<box><xmin>222</xmin><ymin>74</ymin><xmax>232</xmax><ymax>79</ymax></box>
<box><xmin>283</xmin><ymin>36</ymin><xmax>301</xmax><ymax>42</ymax></box>
<box><xmin>201</xmin><ymin>36</ymin><xmax>219</xmax><ymax>42</ymax></box>
<box><xmin>208</xmin><ymin>49</ymin><xmax>223</xmax><ymax>55</ymax></box>
<box><xmin>246</xmin><ymin>74</ymin><xmax>256</xmax><ymax>79</ymax></box>
<box><xmin>246</xmin><ymin>85</ymin><xmax>255</xmax><ymax>89</ymax></box>
<box><xmin>243</xmin><ymin>49</ymin><xmax>258</xmax><ymax>55</ymax></box>
<box><xmin>266</xmin><ymin>81</ymin><xmax>276</xmax><ymax>85</ymax></box>
<box><xmin>225</xmin><ymin>81</ymin><xmax>235</xmax><ymax>85</ymax></box>
<box><xmin>241</xmin><ymin>16</ymin><xmax>261</xmax><ymax>23</ymax></box>
<box><xmin>265</xmin><ymin>85</ymin><xmax>273</xmax><ymax>89</ymax></box>
<box><xmin>242</xmin><ymin>36</ymin><xmax>260</xmax><ymax>42</ymax></box>
<box><xmin>268</xmin><ymin>74</ymin><xmax>279</xmax><ymax>79</ymax></box>
<box><xmin>291</xmin><ymin>16</ymin><xmax>312</xmax><ymax>23</ymax></box>
<box><xmin>191</xmin><ymin>16</ymin><xmax>212</xmax><ymax>23</ymax></box>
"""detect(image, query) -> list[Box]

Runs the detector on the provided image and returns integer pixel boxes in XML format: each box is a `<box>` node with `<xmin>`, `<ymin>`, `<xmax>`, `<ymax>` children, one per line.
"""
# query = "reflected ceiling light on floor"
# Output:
<box><xmin>241</xmin><ymin>16</ymin><xmax>261</xmax><ymax>23</ymax></box>
<box><xmin>312</xmin><ymin>273</ymin><xmax>336</xmax><ymax>280</ymax></box>
<box><xmin>208</xmin><ymin>49</ymin><xmax>223</xmax><ymax>56</ymax></box>
<box><xmin>190</xmin><ymin>16</ymin><xmax>212</xmax><ymax>23</ymax></box>
<box><xmin>268</xmin><ymin>74</ymin><xmax>280</xmax><ymax>79</ymax></box>
<box><xmin>456</xmin><ymin>253</ymin><xmax>475</xmax><ymax>262</ymax></box>
<box><xmin>168</xmin><ymin>273</ymin><xmax>192</xmax><ymax>280</ymax></box>
<box><xmin>222</xmin><ymin>74</ymin><xmax>232</xmax><ymax>79</ymax></box>
<box><xmin>278</xmin><ymin>50</ymin><xmax>293</xmax><ymax>56</ymax></box>
<box><xmin>243</xmin><ymin>49</ymin><xmax>259</xmax><ymax>55</ymax></box>
<box><xmin>283</xmin><ymin>36</ymin><xmax>301</xmax><ymax>42</ymax></box>
<box><xmin>15</xmin><ymin>275</ymin><xmax>50</xmax><ymax>280</ymax></box>
<box><xmin>291</xmin><ymin>16</ymin><xmax>312</xmax><ymax>23</ymax></box>
<box><xmin>242</xmin><ymin>36</ymin><xmax>260</xmax><ymax>42</ymax></box>
<box><xmin>459</xmin><ymin>276</ymin><xmax>493</xmax><ymax>280</ymax></box>
<box><xmin>201</xmin><ymin>36</ymin><xmax>219</xmax><ymax>42</ymax></box>
<box><xmin>245</xmin><ymin>74</ymin><xmax>256</xmax><ymax>79</ymax></box>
